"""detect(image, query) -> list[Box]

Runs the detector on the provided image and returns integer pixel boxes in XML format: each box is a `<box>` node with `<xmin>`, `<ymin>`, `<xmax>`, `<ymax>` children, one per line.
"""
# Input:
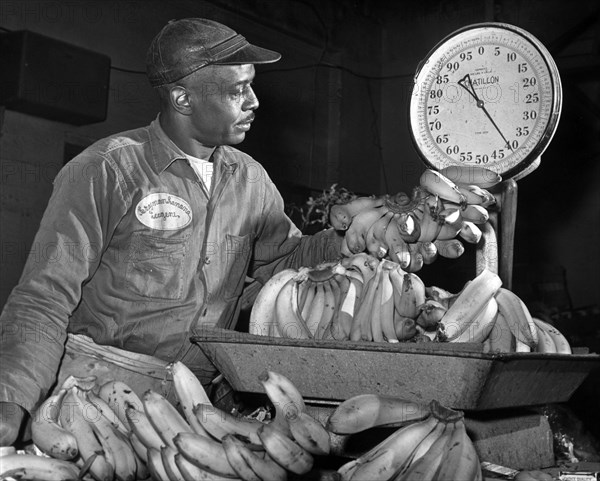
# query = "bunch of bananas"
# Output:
<box><xmin>249</xmin><ymin>253</ymin><xmax>574</xmax><ymax>355</ymax></box>
<box><xmin>330</xmin><ymin>165</ymin><xmax>501</xmax><ymax>272</ymax></box>
<box><xmin>7</xmin><ymin>374</ymin><xmax>145</xmax><ymax>481</ymax></box>
<box><xmin>419</xmin><ymin>270</ymin><xmax>573</xmax><ymax>354</ymax></box>
<box><xmin>249</xmin><ymin>255</ymin><xmax>428</xmax><ymax>343</ymax></box>
<box><xmin>330</xmin><ymin>396</ymin><xmax>483</xmax><ymax>481</ymax></box>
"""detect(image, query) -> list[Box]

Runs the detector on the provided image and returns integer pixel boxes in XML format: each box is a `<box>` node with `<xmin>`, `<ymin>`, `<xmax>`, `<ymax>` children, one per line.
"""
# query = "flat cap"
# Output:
<box><xmin>146</xmin><ymin>18</ymin><xmax>281</xmax><ymax>87</ymax></box>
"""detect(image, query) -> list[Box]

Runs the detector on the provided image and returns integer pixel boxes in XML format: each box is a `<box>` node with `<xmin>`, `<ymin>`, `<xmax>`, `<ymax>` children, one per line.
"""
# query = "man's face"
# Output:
<box><xmin>185</xmin><ymin>64</ymin><xmax>258</xmax><ymax>147</ymax></box>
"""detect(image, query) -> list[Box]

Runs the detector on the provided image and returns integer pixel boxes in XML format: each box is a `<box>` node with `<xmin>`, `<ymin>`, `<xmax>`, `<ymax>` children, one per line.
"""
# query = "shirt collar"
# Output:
<box><xmin>148</xmin><ymin>115</ymin><xmax>238</xmax><ymax>173</ymax></box>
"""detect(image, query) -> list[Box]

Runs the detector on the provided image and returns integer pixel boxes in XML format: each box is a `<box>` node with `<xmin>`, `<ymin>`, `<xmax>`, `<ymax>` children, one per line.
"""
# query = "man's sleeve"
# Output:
<box><xmin>248</xmin><ymin>175</ymin><xmax>342</xmax><ymax>286</ymax></box>
<box><xmin>0</xmin><ymin>154</ymin><xmax>126</xmax><ymax>412</ymax></box>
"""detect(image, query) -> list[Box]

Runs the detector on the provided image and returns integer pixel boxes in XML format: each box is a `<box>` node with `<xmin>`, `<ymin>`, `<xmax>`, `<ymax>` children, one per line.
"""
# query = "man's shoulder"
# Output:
<box><xmin>86</xmin><ymin>125</ymin><xmax>151</xmax><ymax>157</ymax></box>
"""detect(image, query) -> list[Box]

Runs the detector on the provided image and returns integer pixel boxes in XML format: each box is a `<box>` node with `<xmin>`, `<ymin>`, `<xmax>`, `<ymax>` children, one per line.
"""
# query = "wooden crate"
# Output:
<box><xmin>191</xmin><ymin>327</ymin><xmax>600</xmax><ymax>411</ymax></box>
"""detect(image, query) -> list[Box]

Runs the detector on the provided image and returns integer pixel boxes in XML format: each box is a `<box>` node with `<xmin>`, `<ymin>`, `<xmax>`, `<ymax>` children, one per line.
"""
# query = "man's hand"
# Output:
<box><xmin>0</xmin><ymin>402</ymin><xmax>25</xmax><ymax>446</ymax></box>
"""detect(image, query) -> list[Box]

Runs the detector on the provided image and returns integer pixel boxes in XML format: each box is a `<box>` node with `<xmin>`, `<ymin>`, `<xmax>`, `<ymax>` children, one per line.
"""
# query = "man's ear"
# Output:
<box><xmin>169</xmin><ymin>86</ymin><xmax>192</xmax><ymax>115</ymax></box>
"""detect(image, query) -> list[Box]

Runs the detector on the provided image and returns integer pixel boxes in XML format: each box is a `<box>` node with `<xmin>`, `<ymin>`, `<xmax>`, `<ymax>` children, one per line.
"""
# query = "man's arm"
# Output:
<box><xmin>0</xmin><ymin>153</ymin><xmax>126</xmax><ymax>416</ymax></box>
<box><xmin>248</xmin><ymin>176</ymin><xmax>343</xmax><ymax>285</ymax></box>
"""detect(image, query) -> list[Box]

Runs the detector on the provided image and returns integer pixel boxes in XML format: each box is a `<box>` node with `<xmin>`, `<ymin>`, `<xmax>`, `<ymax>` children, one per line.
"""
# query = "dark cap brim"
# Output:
<box><xmin>212</xmin><ymin>44</ymin><xmax>281</xmax><ymax>65</ymax></box>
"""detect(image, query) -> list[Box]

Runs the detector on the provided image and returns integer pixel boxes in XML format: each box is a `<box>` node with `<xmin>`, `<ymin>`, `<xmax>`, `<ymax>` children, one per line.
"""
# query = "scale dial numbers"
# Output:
<box><xmin>410</xmin><ymin>23</ymin><xmax>562</xmax><ymax>179</ymax></box>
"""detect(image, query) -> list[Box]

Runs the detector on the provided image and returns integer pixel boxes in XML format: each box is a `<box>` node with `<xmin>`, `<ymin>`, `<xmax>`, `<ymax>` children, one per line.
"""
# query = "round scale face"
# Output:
<box><xmin>410</xmin><ymin>23</ymin><xmax>562</xmax><ymax>179</ymax></box>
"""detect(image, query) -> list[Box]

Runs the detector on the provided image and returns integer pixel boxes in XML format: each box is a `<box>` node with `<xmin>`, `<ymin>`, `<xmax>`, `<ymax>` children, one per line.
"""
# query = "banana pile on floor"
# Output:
<box><xmin>1</xmin><ymin>367</ymin><xmax>487</xmax><ymax>481</ymax></box>
<box><xmin>249</xmin><ymin>254</ymin><xmax>573</xmax><ymax>354</ymax></box>
<box><xmin>330</xmin><ymin>166</ymin><xmax>500</xmax><ymax>272</ymax></box>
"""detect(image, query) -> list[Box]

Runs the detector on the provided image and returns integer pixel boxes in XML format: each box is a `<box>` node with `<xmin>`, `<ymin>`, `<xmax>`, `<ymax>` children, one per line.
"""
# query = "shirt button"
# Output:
<box><xmin>204</xmin><ymin>256</ymin><xmax>210</xmax><ymax>265</ymax></box>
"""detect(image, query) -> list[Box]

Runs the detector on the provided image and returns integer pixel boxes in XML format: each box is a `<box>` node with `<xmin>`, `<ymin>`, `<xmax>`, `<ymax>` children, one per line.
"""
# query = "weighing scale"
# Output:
<box><xmin>409</xmin><ymin>23</ymin><xmax>563</xmax><ymax>181</ymax></box>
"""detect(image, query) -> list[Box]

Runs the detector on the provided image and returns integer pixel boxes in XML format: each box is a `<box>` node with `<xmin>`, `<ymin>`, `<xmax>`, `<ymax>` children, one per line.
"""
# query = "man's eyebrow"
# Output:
<box><xmin>233</xmin><ymin>79</ymin><xmax>253</xmax><ymax>86</ymax></box>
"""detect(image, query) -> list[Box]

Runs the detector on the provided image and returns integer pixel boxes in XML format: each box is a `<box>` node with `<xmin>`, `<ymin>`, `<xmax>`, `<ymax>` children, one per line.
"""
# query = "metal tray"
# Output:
<box><xmin>191</xmin><ymin>327</ymin><xmax>600</xmax><ymax>411</ymax></box>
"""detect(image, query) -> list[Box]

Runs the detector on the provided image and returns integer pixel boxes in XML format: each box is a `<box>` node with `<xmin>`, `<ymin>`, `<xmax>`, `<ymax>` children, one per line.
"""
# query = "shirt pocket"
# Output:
<box><xmin>125</xmin><ymin>232</ymin><xmax>190</xmax><ymax>300</ymax></box>
<box><xmin>222</xmin><ymin>233</ymin><xmax>253</xmax><ymax>300</ymax></box>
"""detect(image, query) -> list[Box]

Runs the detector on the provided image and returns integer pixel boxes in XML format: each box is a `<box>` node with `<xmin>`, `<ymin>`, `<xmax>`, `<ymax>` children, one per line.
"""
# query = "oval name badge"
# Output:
<box><xmin>135</xmin><ymin>193</ymin><xmax>192</xmax><ymax>230</ymax></box>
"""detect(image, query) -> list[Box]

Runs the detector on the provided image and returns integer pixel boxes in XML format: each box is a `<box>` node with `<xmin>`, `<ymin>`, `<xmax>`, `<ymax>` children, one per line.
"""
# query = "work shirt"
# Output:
<box><xmin>0</xmin><ymin>117</ymin><xmax>342</xmax><ymax>412</ymax></box>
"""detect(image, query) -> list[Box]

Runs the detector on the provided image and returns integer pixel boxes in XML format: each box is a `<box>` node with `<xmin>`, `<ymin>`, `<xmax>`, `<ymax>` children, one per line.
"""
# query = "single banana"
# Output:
<box><xmin>331</xmin><ymin>275</ymin><xmax>361</xmax><ymax>340</ymax></box>
<box><xmin>329</xmin><ymin>196</ymin><xmax>385</xmax><ymax>231</ymax></box>
<box><xmin>299</xmin><ymin>280</ymin><xmax>318</xmax><ymax>323</ymax></box>
<box><xmin>402</xmin><ymin>243</ymin><xmax>420</xmax><ymax>273</ymax></box>
<box><xmin>438</xmin><ymin>204</ymin><xmax>462</xmax><ymax>226</ymax></box>
<box><xmin>174</xmin><ymin>432</ymin><xmax>238</xmax><ymax>477</ymax></box>
<box><xmin>249</xmin><ymin>268</ymin><xmax>299</xmax><ymax>336</ymax></box>
<box><xmin>0</xmin><ymin>453</ymin><xmax>80</xmax><ymax>481</ymax></box>
<box><xmin>86</xmin><ymin>390</ymin><xmax>129</xmax><ymax>435</ymax></box>
<box><xmin>287</xmin><ymin>411</ymin><xmax>331</xmax><ymax>455</ymax></box>
<box><xmin>302</xmin><ymin>280</ymin><xmax>325</xmax><ymax>338</ymax></box>
<box><xmin>276</xmin><ymin>277</ymin><xmax>313</xmax><ymax>339</ymax></box>
<box><xmin>169</xmin><ymin>360</ymin><xmax>212</xmax><ymax>437</ymax></box>
<box><xmin>222</xmin><ymin>434</ymin><xmax>287</xmax><ymax>481</ymax></box>
<box><xmin>59</xmin><ymin>387</ymin><xmax>115</xmax><ymax>481</ymax></box>
<box><xmin>30</xmin><ymin>388</ymin><xmax>79</xmax><ymax>460</ymax></box>
<box><xmin>460</xmin><ymin>204</ymin><xmax>490</xmax><ymax>224</ymax></box>
<box><xmin>438</xmin><ymin>269</ymin><xmax>502</xmax><ymax>341</ymax></box>
<box><xmin>90</xmin><ymin>409</ymin><xmax>137</xmax><ymax>481</ymax></box>
<box><xmin>450</xmin><ymin>297</ymin><xmax>498</xmax><ymax>343</ymax></box>
<box><xmin>416</xmin><ymin>299</ymin><xmax>447</xmax><ymax>330</ymax></box>
<box><xmin>417</xmin><ymin>241</ymin><xmax>438</xmax><ymax>265</ymax></box>
<box><xmin>384</xmin><ymin>218</ymin><xmax>412</xmax><ymax>269</ymax></box>
<box><xmin>160</xmin><ymin>445</ymin><xmax>186</xmax><ymax>481</ymax></box>
<box><xmin>370</xmin><ymin>263</ymin><xmax>386</xmax><ymax>343</ymax></box>
<box><xmin>350</xmin><ymin>261</ymin><xmax>383</xmax><ymax>342</ymax></box>
<box><xmin>533</xmin><ymin>322</ymin><xmax>557</xmax><ymax>353</ymax></box>
<box><xmin>345</xmin><ymin>206</ymin><xmax>389</xmax><ymax>254</ymax></box>
<box><xmin>394</xmin><ymin>272</ymin><xmax>426</xmax><ymax>320</ymax></box>
<box><xmin>257</xmin><ymin>423</ymin><xmax>314</xmax><ymax>475</ymax></box>
<box><xmin>326</xmin><ymin>394</ymin><xmax>430</xmax><ymax>434</ymax></box>
<box><xmin>258</xmin><ymin>370</ymin><xmax>306</xmax><ymax>437</ymax></box>
<box><xmin>365</xmin><ymin>210</ymin><xmax>393</xmax><ymax>259</ymax></box>
<box><xmin>440</xmin><ymin>165</ymin><xmax>502</xmax><ymax>189</ymax></box>
<box><xmin>516</xmin><ymin>340</ymin><xmax>532</xmax><ymax>352</ymax></box>
<box><xmin>396</xmin><ymin>421</ymin><xmax>454</xmax><ymax>481</ymax></box>
<box><xmin>435</xmin><ymin>419</ymin><xmax>482</xmax><ymax>481</ymax></box>
<box><xmin>459</xmin><ymin>220</ymin><xmax>483</xmax><ymax>244</ymax></box>
<box><xmin>193</xmin><ymin>403</ymin><xmax>263</xmax><ymax>445</ymax></box>
<box><xmin>147</xmin><ymin>447</ymin><xmax>171</xmax><ymax>481</ymax></box>
<box><xmin>416</xmin><ymin>200</ymin><xmax>443</xmax><ymax>242</ymax></box>
<box><xmin>380</xmin><ymin>268</ymin><xmax>398</xmax><ymax>343</ymax></box>
<box><xmin>125</xmin><ymin>404</ymin><xmax>164</xmax><ymax>452</ymax></box>
<box><xmin>392</xmin><ymin>212</ymin><xmax>421</xmax><ymax>243</ymax></box>
<box><xmin>394</xmin><ymin>313</ymin><xmax>418</xmax><ymax>340</ymax></box>
<box><xmin>329</xmin><ymin>274</ymin><xmax>351</xmax><ymax>340</ymax></box>
<box><xmin>174</xmin><ymin>452</ymin><xmax>238</xmax><ymax>481</ymax></box>
<box><xmin>296</xmin><ymin>278</ymin><xmax>311</xmax><ymax>316</ymax></box>
<box><xmin>129</xmin><ymin>431</ymin><xmax>149</xmax><ymax>463</ymax></box>
<box><xmin>457</xmin><ymin>184</ymin><xmax>492</xmax><ymax>205</ymax></box>
<box><xmin>314</xmin><ymin>279</ymin><xmax>337</xmax><ymax>339</ymax></box>
<box><xmin>221</xmin><ymin>434</ymin><xmax>261</xmax><ymax>481</ymax></box>
<box><xmin>126</xmin><ymin>433</ymin><xmax>152</xmax><ymax>480</ymax></box>
<box><xmin>143</xmin><ymin>390</ymin><xmax>193</xmax><ymax>449</ymax></box>
<box><xmin>98</xmin><ymin>380</ymin><xmax>144</xmax><ymax>426</ymax></box>
<box><xmin>420</xmin><ymin>169</ymin><xmax>466</xmax><ymax>204</ymax></box>
<box><xmin>425</xmin><ymin>285</ymin><xmax>456</xmax><ymax>304</ymax></box>
<box><xmin>532</xmin><ymin>317</ymin><xmax>572</xmax><ymax>354</ymax></box>
<box><xmin>436</xmin><ymin>221</ymin><xmax>462</xmax><ymax>241</ymax></box>
<box><xmin>495</xmin><ymin>288</ymin><xmax>538</xmax><ymax>348</ymax></box>
<box><xmin>337</xmin><ymin>414</ymin><xmax>439</xmax><ymax>481</ymax></box>
<box><xmin>434</xmin><ymin>239</ymin><xmax>465</xmax><ymax>259</ymax></box>
<box><xmin>388</xmin><ymin>265</ymin><xmax>404</xmax><ymax>298</ymax></box>
<box><xmin>340</xmin><ymin>252</ymin><xmax>379</xmax><ymax>284</ymax></box>
<box><xmin>485</xmin><ymin>311</ymin><xmax>516</xmax><ymax>353</ymax></box>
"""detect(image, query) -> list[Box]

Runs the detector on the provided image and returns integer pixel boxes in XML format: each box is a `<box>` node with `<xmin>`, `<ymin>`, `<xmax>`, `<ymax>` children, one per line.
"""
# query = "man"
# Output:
<box><xmin>0</xmin><ymin>18</ymin><xmax>342</xmax><ymax>445</ymax></box>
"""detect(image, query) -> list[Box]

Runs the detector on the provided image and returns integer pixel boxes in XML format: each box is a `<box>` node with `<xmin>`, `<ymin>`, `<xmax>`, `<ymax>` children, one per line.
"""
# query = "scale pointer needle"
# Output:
<box><xmin>458</xmin><ymin>74</ymin><xmax>513</xmax><ymax>151</ymax></box>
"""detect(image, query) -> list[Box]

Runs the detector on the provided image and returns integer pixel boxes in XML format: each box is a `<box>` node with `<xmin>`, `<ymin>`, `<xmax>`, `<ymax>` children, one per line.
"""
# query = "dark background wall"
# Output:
<box><xmin>1</xmin><ymin>0</ymin><xmax>598</xmax><ymax>313</ymax></box>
